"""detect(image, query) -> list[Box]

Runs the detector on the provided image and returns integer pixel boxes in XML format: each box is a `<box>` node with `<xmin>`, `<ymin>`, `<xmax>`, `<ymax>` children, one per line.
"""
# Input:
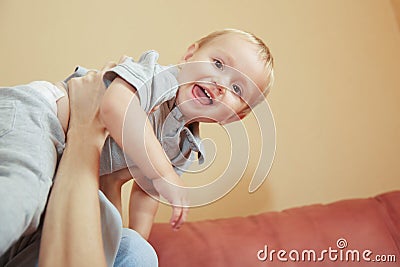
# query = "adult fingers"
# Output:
<box><xmin>100</xmin><ymin>61</ymin><xmax>117</xmax><ymax>72</ymax></box>
<box><xmin>117</xmin><ymin>55</ymin><xmax>129</xmax><ymax>64</ymax></box>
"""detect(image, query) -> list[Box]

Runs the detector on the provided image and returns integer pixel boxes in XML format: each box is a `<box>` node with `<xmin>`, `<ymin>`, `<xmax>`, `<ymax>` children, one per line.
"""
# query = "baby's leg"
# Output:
<box><xmin>100</xmin><ymin>168</ymin><xmax>132</xmax><ymax>217</ymax></box>
<box><xmin>128</xmin><ymin>178</ymin><xmax>159</xmax><ymax>239</ymax></box>
<box><xmin>0</xmin><ymin>86</ymin><xmax>65</xmax><ymax>258</ymax></box>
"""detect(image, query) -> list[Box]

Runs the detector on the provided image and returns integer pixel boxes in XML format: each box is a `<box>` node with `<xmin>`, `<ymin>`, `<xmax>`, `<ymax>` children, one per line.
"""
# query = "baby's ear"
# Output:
<box><xmin>236</xmin><ymin>107</ymin><xmax>251</xmax><ymax>121</ymax></box>
<box><xmin>181</xmin><ymin>43</ymin><xmax>199</xmax><ymax>61</ymax></box>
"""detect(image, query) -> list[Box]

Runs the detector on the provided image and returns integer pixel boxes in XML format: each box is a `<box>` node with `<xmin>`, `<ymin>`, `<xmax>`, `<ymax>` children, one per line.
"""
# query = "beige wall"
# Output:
<box><xmin>1</xmin><ymin>0</ymin><xmax>399</xmax><ymax>224</ymax></box>
<box><xmin>392</xmin><ymin>0</ymin><xmax>400</xmax><ymax>29</ymax></box>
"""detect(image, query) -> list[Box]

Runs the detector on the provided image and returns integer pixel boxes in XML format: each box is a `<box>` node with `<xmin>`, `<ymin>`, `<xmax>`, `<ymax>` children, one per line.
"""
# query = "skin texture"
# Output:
<box><xmin>37</xmin><ymin>32</ymin><xmax>270</xmax><ymax>266</ymax></box>
<box><xmin>100</xmin><ymin>67</ymin><xmax>188</xmax><ymax>231</ymax></box>
<box><xmin>39</xmin><ymin>66</ymin><xmax>111</xmax><ymax>267</ymax></box>
<box><xmin>176</xmin><ymin>33</ymin><xmax>268</xmax><ymax>124</ymax></box>
<box><xmin>101</xmin><ymin>33</ymin><xmax>270</xmax><ymax>237</ymax></box>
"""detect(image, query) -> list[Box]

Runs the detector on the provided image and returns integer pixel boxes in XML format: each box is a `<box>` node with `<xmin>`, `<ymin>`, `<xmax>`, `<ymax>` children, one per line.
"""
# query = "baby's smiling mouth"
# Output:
<box><xmin>192</xmin><ymin>84</ymin><xmax>213</xmax><ymax>105</ymax></box>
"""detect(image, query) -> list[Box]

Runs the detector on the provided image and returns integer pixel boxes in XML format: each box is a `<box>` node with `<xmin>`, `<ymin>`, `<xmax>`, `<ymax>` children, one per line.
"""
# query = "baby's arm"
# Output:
<box><xmin>100</xmin><ymin>77</ymin><xmax>187</xmax><ymax>229</ymax></box>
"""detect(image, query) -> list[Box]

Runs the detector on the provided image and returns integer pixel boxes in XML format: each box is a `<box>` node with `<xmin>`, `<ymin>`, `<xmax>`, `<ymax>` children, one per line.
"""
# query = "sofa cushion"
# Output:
<box><xmin>149</xmin><ymin>191</ymin><xmax>400</xmax><ymax>266</ymax></box>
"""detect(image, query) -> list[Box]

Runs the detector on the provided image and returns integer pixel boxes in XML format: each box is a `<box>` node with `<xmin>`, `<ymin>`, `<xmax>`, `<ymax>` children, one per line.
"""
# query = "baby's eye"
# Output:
<box><xmin>232</xmin><ymin>84</ymin><xmax>242</xmax><ymax>96</ymax></box>
<box><xmin>213</xmin><ymin>59</ymin><xmax>224</xmax><ymax>70</ymax></box>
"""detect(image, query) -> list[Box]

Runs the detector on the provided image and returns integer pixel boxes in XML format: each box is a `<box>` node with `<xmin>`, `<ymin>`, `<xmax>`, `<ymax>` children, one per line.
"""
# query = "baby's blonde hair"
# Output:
<box><xmin>196</xmin><ymin>28</ymin><xmax>275</xmax><ymax>104</ymax></box>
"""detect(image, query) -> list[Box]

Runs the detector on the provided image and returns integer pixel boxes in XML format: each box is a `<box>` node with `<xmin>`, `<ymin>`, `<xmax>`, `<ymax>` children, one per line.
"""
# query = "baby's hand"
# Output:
<box><xmin>152</xmin><ymin>174</ymin><xmax>188</xmax><ymax>230</ymax></box>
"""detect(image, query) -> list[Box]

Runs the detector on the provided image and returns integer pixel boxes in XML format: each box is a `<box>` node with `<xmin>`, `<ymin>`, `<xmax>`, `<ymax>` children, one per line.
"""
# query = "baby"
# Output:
<box><xmin>0</xmin><ymin>29</ymin><xmax>274</xmax><ymax>255</ymax></box>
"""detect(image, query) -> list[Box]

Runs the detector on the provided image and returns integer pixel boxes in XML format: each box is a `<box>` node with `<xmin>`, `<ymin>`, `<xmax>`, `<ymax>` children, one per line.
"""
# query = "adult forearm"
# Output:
<box><xmin>38</xmin><ymin>62</ymin><xmax>113</xmax><ymax>266</ymax></box>
<box><xmin>38</xmin><ymin>128</ymin><xmax>106</xmax><ymax>267</ymax></box>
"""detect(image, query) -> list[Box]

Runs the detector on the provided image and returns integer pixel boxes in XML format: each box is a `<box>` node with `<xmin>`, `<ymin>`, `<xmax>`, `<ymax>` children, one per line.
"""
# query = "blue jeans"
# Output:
<box><xmin>114</xmin><ymin>228</ymin><xmax>158</xmax><ymax>267</ymax></box>
<box><xmin>0</xmin><ymin>228</ymin><xmax>158</xmax><ymax>267</ymax></box>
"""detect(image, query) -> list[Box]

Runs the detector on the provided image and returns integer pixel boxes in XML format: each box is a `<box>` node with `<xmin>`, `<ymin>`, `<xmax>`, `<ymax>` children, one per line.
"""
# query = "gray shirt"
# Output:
<box><xmin>64</xmin><ymin>50</ymin><xmax>204</xmax><ymax>177</ymax></box>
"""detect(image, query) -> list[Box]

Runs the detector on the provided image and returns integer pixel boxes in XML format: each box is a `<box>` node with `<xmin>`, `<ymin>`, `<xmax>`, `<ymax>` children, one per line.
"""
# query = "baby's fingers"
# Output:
<box><xmin>176</xmin><ymin>206</ymin><xmax>188</xmax><ymax>230</ymax></box>
<box><xmin>170</xmin><ymin>206</ymin><xmax>183</xmax><ymax>230</ymax></box>
<box><xmin>170</xmin><ymin>204</ymin><xmax>189</xmax><ymax>231</ymax></box>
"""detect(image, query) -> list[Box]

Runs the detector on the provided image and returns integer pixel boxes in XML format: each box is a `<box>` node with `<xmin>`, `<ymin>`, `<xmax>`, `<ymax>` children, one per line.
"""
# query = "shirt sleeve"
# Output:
<box><xmin>103</xmin><ymin>50</ymin><xmax>178</xmax><ymax>113</ymax></box>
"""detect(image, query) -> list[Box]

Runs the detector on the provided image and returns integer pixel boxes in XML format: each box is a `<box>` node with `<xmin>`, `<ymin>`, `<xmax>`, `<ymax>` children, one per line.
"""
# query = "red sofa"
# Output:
<box><xmin>148</xmin><ymin>191</ymin><xmax>400</xmax><ymax>267</ymax></box>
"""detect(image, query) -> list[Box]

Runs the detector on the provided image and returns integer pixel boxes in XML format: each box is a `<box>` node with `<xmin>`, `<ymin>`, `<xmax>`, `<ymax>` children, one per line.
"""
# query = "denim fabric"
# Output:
<box><xmin>114</xmin><ymin>228</ymin><xmax>158</xmax><ymax>267</ymax></box>
<box><xmin>0</xmin><ymin>228</ymin><xmax>158</xmax><ymax>267</ymax></box>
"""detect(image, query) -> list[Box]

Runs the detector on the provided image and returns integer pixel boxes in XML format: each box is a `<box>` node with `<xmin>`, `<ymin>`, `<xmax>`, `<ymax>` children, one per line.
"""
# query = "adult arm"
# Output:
<box><xmin>38</xmin><ymin>68</ymin><xmax>110</xmax><ymax>267</ymax></box>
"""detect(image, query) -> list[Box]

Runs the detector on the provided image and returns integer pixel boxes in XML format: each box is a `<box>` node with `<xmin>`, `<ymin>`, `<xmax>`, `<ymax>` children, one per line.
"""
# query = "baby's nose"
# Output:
<box><xmin>211</xmin><ymin>81</ymin><xmax>225</xmax><ymax>96</ymax></box>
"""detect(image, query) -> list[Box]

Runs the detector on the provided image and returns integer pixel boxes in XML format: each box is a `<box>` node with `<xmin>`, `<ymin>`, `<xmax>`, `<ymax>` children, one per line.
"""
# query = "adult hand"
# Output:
<box><xmin>39</xmin><ymin>60</ymin><xmax>118</xmax><ymax>267</ymax></box>
<box><xmin>67</xmin><ymin>61</ymin><xmax>118</xmax><ymax>146</ymax></box>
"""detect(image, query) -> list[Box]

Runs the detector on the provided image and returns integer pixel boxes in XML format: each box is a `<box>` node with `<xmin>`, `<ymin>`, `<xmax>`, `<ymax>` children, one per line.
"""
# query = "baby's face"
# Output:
<box><xmin>175</xmin><ymin>33</ymin><xmax>268</xmax><ymax>124</ymax></box>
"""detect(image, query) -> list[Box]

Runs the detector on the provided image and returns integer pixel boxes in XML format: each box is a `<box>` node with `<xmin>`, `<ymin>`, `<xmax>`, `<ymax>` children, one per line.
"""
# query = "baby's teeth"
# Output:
<box><xmin>205</xmin><ymin>90</ymin><xmax>211</xmax><ymax>99</ymax></box>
